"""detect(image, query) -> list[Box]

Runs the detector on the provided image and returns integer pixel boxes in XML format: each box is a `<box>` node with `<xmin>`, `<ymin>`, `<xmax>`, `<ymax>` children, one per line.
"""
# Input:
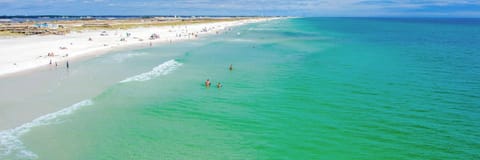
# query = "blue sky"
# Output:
<box><xmin>1</xmin><ymin>0</ymin><xmax>480</xmax><ymax>17</ymax></box>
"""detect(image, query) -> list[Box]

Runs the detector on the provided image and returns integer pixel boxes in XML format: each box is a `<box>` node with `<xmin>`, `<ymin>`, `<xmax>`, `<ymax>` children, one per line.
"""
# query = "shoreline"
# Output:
<box><xmin>0</xmin><ymin>17</ymin><xmax>280</xmax><ymax>131</ymax></box>
<box><xmin>0</xmin><ymin>18</ymin><xmax>278</xmax><ymax>78</ymax></box>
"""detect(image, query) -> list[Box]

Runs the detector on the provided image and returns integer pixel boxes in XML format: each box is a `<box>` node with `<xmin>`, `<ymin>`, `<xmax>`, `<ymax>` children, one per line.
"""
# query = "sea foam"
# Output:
<box><xmin>111</xmin><ymin>52</ymin><xmax>147</xmax><ymax>63</ymax></box>
<box><xmin>0</xmin><ymin>99</ymin><xmax>93</xmax><ymax>159</ymax></box>
<box><xmin>120</xmin><ymin>59</ymin><xmax>182</xmax><ymax>83</ymax></box>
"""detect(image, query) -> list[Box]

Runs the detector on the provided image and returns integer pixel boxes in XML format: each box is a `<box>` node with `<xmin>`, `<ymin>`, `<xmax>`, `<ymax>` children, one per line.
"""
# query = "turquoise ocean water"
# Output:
<box><xmin>1</xmin><ymin>18</ymin><xmax>479</xmax><ymax>159</ymax></box>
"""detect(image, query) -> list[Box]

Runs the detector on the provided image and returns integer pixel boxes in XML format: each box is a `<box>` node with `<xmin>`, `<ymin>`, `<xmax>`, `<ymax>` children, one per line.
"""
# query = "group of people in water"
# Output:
<box><xmin>205</xmin><ymin>64</ymin><xmax>233</xmax><ymax>89</ymax></box>
<box><xmin>205</xmin><ymin>79</ymin><xmax>222</xmax><ymax>88</ymax></box>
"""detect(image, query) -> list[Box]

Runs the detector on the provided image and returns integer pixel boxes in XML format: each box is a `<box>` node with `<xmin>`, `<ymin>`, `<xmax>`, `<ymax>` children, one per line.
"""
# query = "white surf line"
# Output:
<box><xmin>120</xmin><ymin>59</ymin><xmax>182</xmax><ymax>83</ymax></box>
<box><xmin>0</xmin><ymin>99</ymin><xmax>94</xmax><ymax>160</ymax></box>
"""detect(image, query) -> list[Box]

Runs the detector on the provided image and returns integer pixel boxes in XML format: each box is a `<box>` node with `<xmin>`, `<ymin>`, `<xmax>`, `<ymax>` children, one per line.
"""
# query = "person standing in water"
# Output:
<box><xmin>216</xmin><ymin>82</ymin><xmax>222</xmax><ymax>88</ymax></box>
<box><xmin>205</xmin><ymin>79</ymin><xmax>211</xmax><ymax>87</ymax></box>
<box><xmin>229</xmin><ymin>64</ymin><xmax>233</xmax><ymax>71</ymax></box>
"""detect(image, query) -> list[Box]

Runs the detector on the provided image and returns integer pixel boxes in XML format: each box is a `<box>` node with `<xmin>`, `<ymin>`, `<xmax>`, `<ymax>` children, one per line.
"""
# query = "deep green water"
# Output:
<box><xmin>1</xmin><ymin>18</ymin><xmax>480</xmax><ymax>159</ymax></box>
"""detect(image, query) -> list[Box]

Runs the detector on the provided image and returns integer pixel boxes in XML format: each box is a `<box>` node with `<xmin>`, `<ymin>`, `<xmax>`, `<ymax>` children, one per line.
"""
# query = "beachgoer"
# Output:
<box><xmin>66</xmin><ymin>61</ymin><xmax>70</xmax><ymax>69</ymax></box>
<box><xmin>229</xmin><ymin>64</ymin><xmax>233</xmax><ymax>71</ymax></box>
<box><xmin>49</xmin><ymin>59</ymin><xmax>52</xmax><ymax>65</ymax></box>
<box><xmin>205</xmin><ymin>79</ymin><xmax>211</xmax><ymax>87</ymax></box>
<box><xmin>216</xmin><ymin>82</ymin><xmax>222</xmax><ymax>88</ymax></box>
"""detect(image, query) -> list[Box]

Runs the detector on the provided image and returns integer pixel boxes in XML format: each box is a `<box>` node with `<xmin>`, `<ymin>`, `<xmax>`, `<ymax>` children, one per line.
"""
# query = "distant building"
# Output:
<box><xmin>34</xmin><ymin>23</ymin><xmax>58</xmax><ymax>29</ymax></box>
<box><xmin>0</xmin><ymin>19</ymin><xmax>12</xmax><ymax>23</ymax></box>
<box><xmin>80</xmin><ymin>16</ymin><xmax>95</xmax><ymax>20</ymax></box>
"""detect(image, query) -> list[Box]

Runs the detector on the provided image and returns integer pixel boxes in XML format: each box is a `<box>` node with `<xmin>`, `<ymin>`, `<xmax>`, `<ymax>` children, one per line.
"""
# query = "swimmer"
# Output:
<box><xmin>216</xmin><ymin>82</ymin><xmax>222</xmax><ymax>88</ymax></box>
<box><xmin>205</xmin><ymin>79</ymin><xmax>211</xmax><ymax>87</ymax></box>
<box><xmin>229</xmin><ymin>64</ymin><xmax>233</xmax><ymax>71</ymax></box>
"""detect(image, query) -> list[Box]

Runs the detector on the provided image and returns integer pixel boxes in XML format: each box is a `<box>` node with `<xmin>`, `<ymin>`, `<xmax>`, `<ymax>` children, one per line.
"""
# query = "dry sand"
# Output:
<box><xmin>0</xmin><ymin>18</ymin><xmax>271</xmax><ymax>77</ymax></box>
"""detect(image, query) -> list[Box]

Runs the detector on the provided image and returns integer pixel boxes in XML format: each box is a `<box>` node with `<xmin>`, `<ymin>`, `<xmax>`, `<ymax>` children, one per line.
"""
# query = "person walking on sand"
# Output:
<box><xmin>205</xmin><ymin>79</ymin><xmax>211</xmax><ymax>87</ymax></box>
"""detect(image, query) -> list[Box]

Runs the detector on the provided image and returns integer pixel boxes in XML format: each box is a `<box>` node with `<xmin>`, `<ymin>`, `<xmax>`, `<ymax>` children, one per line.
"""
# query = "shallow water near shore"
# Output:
<box><xmin>1</xmin><ymin>18</ymin><xmax>480</xmax><ymax>159</ymax></box>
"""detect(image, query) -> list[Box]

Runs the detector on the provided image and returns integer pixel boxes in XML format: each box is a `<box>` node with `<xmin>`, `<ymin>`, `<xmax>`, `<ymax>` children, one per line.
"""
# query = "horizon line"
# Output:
<box><xmin>1</xmin><ymin>15</ymin><xmax>479</xmax><ymax>19</ymax></box>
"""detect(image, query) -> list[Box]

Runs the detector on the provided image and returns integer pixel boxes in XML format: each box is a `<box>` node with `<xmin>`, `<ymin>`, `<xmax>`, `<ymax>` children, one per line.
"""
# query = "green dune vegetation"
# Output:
<box><xmin>0</xmin><ymin>17</ymin><xmax>253</xmax><ymax>36</ymax></box>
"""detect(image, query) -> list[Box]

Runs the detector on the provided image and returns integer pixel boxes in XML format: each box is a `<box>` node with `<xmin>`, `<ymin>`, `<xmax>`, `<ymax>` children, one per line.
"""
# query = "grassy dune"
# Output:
<box><xmin>0</xmin><ymin>31</ymin><xmax>24</xmax><ymax>37</ymax></box>
<box><xmin>71</xmin><ymin>18</ymin><xmax>247</xmax><ymax>31</ymax></box>
<box><xmin>0</xmin><ymin>17</ymin><xmax>253</xmax><ymax>36</ymax></box>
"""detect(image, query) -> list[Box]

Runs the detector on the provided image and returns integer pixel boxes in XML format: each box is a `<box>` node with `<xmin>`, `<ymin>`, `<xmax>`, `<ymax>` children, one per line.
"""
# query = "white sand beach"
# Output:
<box><xmin>0</xmin><ymin>17</ymin><xmax>277</xmax><ymax>131</ymax></box>
<box><xmin>0</xmin><ymin>18</ymin><xmax>271</xmax><ymax>77</ymax></box>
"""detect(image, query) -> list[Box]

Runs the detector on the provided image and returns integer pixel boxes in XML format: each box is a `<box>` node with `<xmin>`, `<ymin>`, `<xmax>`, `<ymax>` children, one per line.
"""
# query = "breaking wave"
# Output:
<box><xmin>0</xmin><ymin>99</ymin><xmax>94</xmax><ymax>160</ymax></box>
<box><xmin>111</xmin><ymin>52</ymin><xmax>147</xmax><ymax>63</ymax></box>
<box><xmin>120</xmin><ymin>59</ymin><xmax>182</xmax><ymax>83</ymax></box>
